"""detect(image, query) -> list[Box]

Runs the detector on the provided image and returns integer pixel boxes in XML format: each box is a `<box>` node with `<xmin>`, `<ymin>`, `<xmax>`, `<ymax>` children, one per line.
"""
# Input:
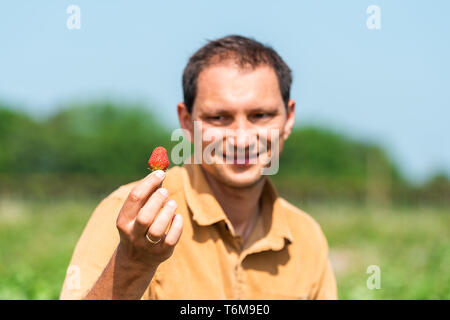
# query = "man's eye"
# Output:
<box><xmin>208</xmin><ymin>116</ymin><xmax>224</xmax><ymax>121</ymax></box>
<box><xmin>251</xmin><ymin>113</ymin><xmax>272</xmax><ymax>120</ymax></box>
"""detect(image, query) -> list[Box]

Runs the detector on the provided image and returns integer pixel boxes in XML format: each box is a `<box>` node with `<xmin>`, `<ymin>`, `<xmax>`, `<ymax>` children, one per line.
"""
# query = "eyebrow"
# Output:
<box><xmin>200</xmin><ymin>109</ymin><xmax>230</xmax><ymax>117</ymax></box>
<box><xmin>250</xmin><ymin>106</ymin><xmax>278</xmax><ymax>113</ymax></box>
<box><xmin>204</xmin><ymin>106</ymin><xmax>278</xmax><ymax>114</ymax></box>
<box><xmin>199</xmin><ymin>103</ymin><xmax>281</xmax><ymax>117</ymax></box>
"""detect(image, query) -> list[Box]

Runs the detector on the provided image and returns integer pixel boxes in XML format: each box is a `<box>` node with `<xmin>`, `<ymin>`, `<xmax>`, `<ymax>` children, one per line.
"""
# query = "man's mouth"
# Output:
<box><xmin>223</xmin><ymin>152</ymin><xmax>260</xmax><ymax>165</ymax></box>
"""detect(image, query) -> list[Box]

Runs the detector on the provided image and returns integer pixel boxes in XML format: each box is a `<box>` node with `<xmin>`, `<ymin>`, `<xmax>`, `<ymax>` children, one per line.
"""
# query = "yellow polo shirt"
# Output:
<box><xmin>60</xmin><ymin>163</ymin><xmax>337</xmax><ymax>300</ymax></box>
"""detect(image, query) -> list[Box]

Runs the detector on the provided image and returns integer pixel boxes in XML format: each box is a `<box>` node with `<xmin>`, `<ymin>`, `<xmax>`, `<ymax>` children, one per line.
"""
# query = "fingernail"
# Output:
<box><xmin>154</xmin><ymin>170</ymin><xmax>165</xmax><ymax>179</ymax></box>
<box><xmin>158</xmin><ymin>188</ymin><xmax>168</xmax><ymax>196</ymax></box>
<box><xmin>167</xmin><ymin>200</ymin><xmax>177</xmax><ymax>208</ymax></box>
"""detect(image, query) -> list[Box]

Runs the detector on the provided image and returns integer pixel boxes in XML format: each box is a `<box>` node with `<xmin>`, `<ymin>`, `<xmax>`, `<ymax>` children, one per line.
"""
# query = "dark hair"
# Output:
<box><xmin>182</xmin><ymin>35</ymin><xmax>292</xmax><ymax>113</ymax></box>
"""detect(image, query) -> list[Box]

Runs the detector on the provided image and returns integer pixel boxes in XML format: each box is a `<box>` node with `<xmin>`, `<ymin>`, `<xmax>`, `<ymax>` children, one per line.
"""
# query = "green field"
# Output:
<box><xmin>0</xmin><ymin>197</ymin><xmax>449</xmax><ymax>299</ymax></box>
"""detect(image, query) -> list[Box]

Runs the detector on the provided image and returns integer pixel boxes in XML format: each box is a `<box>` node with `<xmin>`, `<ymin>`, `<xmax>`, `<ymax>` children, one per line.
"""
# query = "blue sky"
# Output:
<box><xmin>1</xmin><ymin>1</ymin><xmax>449</xmax><ymax>183</ymax></box>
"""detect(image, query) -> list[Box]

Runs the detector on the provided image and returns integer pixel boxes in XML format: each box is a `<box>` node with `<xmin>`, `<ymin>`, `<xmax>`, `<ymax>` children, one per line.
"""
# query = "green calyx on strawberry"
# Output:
<box><xmin>148</xmin><ymin>146</ymin><xmax>169</xmax><ymax>171</ymax></box>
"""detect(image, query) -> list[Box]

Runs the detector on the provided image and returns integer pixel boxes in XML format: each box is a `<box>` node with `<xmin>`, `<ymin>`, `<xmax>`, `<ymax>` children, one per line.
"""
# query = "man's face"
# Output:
<box><xmin>178</xmin><ymin>60</ymin><xmax>295</xmax><ymax>188</ymax></box>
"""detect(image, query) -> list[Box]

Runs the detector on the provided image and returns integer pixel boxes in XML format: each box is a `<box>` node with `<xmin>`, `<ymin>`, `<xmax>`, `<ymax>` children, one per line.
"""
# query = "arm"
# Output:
<box><xmin>312</xmin><ymin>258</ymin><xmax>338</xmax><ymax>300</ymax></box>
<box><xmin>61</xmin><ymin>170</ymin><xmax>183</xmax><ymax>300</ymax></box>
<box><xmin>310</xmin><ymin>233</ymin><xmax>338</xmax><ymax>300</ymax></box>
<box><xmin>83</xmin><ymin>244</ymin><xmax>158</xmax><ymax>300</ymax></box>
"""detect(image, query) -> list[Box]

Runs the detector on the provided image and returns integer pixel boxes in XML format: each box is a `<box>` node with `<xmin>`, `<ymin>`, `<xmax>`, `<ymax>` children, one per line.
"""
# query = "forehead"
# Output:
<box><xmin>194</xmin><ymin>61</ymin><xmax>283</xmax><ymax>112</ymax></box>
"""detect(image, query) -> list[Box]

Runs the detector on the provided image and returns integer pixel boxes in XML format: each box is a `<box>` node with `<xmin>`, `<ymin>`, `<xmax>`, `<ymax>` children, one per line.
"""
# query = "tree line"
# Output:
<box><xmin>0</xmin><ymin>101</ymin><xmax>448</xmax><ymax>206</ymax></box>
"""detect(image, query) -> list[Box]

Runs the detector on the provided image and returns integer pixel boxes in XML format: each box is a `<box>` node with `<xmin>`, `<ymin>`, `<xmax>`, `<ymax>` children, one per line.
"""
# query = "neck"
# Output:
<box><xmin>202</xmin><ymin>168</ymin><xmax>266</xmax><ymax>235</ymax></box>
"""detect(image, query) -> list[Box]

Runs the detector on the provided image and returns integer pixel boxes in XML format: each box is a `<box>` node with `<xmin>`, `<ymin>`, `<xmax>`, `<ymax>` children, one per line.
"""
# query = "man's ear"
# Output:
<box><xmin>177</xmin><ymin>102</ymin><xmax>194</xmax><ymax>143</ymax></box>
<box><xmin>282</xmin><ymin>99</ymin><xmax>296</xmax><ymax>140</ymax></box>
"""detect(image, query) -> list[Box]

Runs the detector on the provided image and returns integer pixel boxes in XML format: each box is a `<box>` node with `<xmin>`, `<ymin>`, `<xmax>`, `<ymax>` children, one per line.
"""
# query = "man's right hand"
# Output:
<box><xmin>115</xmin><ymin>169</ymin><xmax>184</xmax><ymax>269</ymax></box>
<box><xmin>84</xmin><ymin>170</ymin><xmax>183</xmax><ymax>299</ymax></box>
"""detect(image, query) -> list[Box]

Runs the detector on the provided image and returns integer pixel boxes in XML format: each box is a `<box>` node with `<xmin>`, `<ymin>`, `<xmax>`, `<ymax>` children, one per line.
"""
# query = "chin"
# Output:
<box><xmin>216</xmin><ymin>163</ymin><xmax>264</xmax><ymax>188</ymax></box>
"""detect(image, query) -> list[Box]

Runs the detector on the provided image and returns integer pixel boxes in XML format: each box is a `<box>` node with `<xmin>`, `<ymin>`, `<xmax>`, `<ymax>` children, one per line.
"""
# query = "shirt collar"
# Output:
<box><xmin>182</xmin><ymin>163</ymin><xmax>294</xmax><ymax>249</ymax></box>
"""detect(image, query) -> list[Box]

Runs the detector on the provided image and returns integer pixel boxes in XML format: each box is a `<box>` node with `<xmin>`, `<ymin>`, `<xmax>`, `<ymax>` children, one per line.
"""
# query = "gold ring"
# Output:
<box><xmin>146</xmin><ymin>233</ymin><xmax>162</xmax><ymax>245</ymax></box>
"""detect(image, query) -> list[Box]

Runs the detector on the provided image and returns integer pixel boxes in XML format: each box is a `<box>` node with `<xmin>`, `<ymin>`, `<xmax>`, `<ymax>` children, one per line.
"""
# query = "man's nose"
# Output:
<box><xmin>228</xmin><ymin>118</ymin><xmax>256</xmax><ymax>150</ymax></box>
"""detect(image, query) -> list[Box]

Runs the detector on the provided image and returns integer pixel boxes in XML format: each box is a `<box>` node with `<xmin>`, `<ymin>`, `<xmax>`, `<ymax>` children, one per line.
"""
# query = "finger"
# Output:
<box><xmin>121</xmin><ymin>170</ymin><xmax>165</xmax><ymax>221</ymax></box>
<box><xmin>132</xmin><ymin>187</ymin><xmax>169</xmax><ymax>236</ymax></box>
<box><xmin>147</xmin><ymin>199</ymin><xmax>177</xmax><ymax>240</ymax></box>
<box><xmin>164</xmin><ymin>214</ymin><xmax>184</xmax><ymax>246</ymax></box>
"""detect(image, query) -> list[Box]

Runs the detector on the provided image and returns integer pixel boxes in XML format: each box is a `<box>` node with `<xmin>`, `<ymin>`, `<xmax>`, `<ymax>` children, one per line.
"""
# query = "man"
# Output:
<box><xmin>60</xmin><ymin>35</ymin><xmax>337</xmax><ymax>300</ymax></box>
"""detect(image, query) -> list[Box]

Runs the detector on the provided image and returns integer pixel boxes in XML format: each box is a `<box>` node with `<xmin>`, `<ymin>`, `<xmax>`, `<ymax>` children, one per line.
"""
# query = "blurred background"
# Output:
<box><xmin>0</xmin><ymin>1</ymin><xmax>449</xmax><ymax>299</ymax></box>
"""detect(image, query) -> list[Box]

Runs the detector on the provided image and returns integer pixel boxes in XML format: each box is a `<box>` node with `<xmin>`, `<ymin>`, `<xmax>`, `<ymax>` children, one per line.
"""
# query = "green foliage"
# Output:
<box><xmin>45</xmin><ymin>102</ymin><xmax>169</xmax><ymax>176</ymax></box>
<box><xmin>311</xmin><ymin>204</ymin><xmax>450</xmax><ymax>299</ymax></box>
<box><xmin>0</xmin><ymin>106</ymin><xmax>47</xmax><ymax>173</ymax></box>
<box><xmin>273</xmin><ymin>127</ymin><xmax>412</xmax><ymax>204</ymax></box>
<box><xmin>280</xmin><ymin>127</ymin><xmax>369</xmax><ymax>178</ymax></box>
<box><xmin>0</xmin><ymin>198</ymin><xmax>96</xmax><ymax>299</ymax></box>
<box><xmin>0</xmin><ymin>102</ymin><xmax>449</xmax><ymax>299</ymax></box>
<box><xmin>1</xmin><ymin>198</ymin><xmax>448</xmax><ymax>299</ymax></box>
<box><xmin>0</xmin><ymin>102</ymin><xmax>449</xmax><ymax>204</ymax></box>
<box><xmin>0</xmin><ymin>102</ymin><xmax>168</xmax><ymax>176</ymax></box>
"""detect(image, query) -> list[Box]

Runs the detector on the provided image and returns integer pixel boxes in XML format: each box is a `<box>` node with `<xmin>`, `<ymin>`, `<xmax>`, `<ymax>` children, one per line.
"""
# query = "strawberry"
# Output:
<box><xmin>148</xmin><ymin>146</ymin><xmax>169</xmax><ymax>171</ymax></box>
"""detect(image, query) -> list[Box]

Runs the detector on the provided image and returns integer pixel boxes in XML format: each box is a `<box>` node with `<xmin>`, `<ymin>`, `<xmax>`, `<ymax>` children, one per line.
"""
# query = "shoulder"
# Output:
<box><xmin>276</xmin><ymin>197</ymin><xmax>329</xmax><ymax>249</ymax></box>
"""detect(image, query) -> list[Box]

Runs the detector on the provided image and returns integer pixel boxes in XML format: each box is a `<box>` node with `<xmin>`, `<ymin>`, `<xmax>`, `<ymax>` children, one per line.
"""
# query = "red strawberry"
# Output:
<box><xmin>148</xmin><ymin>146</ymin><xmax>169</xmax><ymax>171</ymax></box>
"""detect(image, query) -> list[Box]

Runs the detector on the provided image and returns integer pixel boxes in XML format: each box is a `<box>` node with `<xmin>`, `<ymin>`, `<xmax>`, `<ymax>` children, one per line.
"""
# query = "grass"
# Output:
<box><xmin>308</xmin><ymin>203</ymin><xmax>450</xmax><ymax>299</ymax></box>
<box><xmin>0</xmin><ymin>197</ymin><xmax>449</xmax><ymax>299</ymax></box>
<box><xmin>0</xmin><ymin>197</ymin><xmax>97</xmax><ymax>299</ymax></box>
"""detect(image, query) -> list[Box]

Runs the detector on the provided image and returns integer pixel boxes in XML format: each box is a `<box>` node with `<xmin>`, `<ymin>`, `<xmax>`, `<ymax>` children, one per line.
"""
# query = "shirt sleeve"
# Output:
<box><xmin>313</xmin><ymin>257</ymin><xmax>338</xmax><ymax>300</ymax></box>
<box><xmin>310</xmin><ymin>232</ymin><xmax>338</xmax><ymax>300</ymax></box>
<box><xmin>59</xmin><ymin>194</ymin><xmax>124</xmax><ymax>300</ymax></box>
